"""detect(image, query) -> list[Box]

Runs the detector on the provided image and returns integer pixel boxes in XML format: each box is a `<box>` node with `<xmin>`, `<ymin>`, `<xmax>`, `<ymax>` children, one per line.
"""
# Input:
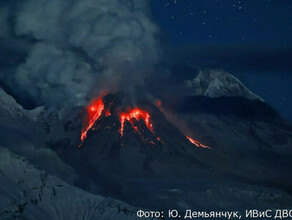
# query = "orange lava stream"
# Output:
<box><xmin>120</xmin><ymin>108</ymin><xmax>153</xmax><ymax>136</ymax></box>
<box><xmin>79</xmin><ymin>95</ymin><xmax>105</xmax><ymax>147</ymax></box>
<box><xmin>186</xmin><ymin>136</ymin><xmax>211</xmax><ymax>149</ymax></box>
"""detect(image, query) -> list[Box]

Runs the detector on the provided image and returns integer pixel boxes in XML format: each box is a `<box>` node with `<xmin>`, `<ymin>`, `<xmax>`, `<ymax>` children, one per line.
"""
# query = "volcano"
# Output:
<box><xmin>43</xmin><ymin>70</ymin><xmax>292</xmax><ymax>209</ymax></box>
<box><xmin>78</xmin><ymin>93</ymin><xmax>210</xmax><ymax>151</ymax></box>
<box><xmin>62</xmin><ymin>93</ymin><xmax>212</xmax><ymax>177</ymax></box>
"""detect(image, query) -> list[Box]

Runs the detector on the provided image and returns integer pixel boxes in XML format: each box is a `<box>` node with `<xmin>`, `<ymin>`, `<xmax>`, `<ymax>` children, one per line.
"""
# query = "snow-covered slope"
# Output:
<box><xmin>0</xmin><ymin>146</ymin><xmax>140</xmax><ymax>220</ymax></box>
<box><xmin>186</xmin><ymin>69</ymin><xmax>264</xmax><ymax>101</ymax></box>
<box><xmin>0</xmin><ymin>87</ymin><xmax>78</xmax><ymax>184</ymax></box>
<box><xmin>0</xmin><ymin>87</ymin><xmax>25</xmax><ymax>118</ymax></box>
<box><xmin>0</xmin><ymin>87</ymin><xmax>44</xmax><ymax>120</ymax></box>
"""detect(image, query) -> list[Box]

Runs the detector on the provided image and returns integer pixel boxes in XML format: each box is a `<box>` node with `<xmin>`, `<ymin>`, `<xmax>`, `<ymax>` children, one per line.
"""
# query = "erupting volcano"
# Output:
<box><xmin>79</xmin><ymin>94</ymin><xmax>156</xmax><ymax>146</ymax></box>
<box><xmin>79</xmin><ymin>94</ymin><xmax>210</xmax><ymax>150</ymax></box>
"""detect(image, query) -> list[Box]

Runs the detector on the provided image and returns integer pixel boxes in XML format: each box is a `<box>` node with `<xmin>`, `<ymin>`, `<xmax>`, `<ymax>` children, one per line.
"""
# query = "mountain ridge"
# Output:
<box><xmin>186</xmin><ymin>69</ymin><xmax>264</xmax><ymax>101</ymax></box>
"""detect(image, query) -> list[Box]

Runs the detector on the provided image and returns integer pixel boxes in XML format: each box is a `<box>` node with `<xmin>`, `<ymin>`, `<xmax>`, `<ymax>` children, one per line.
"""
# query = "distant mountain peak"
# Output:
<box><xmin>186</xmin><ymin>70</ymin><xmax>264</xmax><ymax>101</ymax></box>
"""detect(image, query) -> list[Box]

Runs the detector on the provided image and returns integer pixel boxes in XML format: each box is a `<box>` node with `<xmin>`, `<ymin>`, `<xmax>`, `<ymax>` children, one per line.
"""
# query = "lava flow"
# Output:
<box><xmin>79</xmin><ymin>93</ymin><xmax>106</xmax><ymax>147</ymax></box>
<box><xmin>120</xmin><ymin>108</ymin><xmax>153</xmax><ymax>136</ymax></box>
<box><xmin>186</xmin><ymin>136</ymin><xmax>211</xmax><ymax>149</ymax></box>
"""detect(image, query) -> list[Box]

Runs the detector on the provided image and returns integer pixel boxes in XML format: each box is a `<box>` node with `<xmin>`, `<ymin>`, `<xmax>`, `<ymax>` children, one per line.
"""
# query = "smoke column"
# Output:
<box><xmin>2</xmin><ymin>0</ymin><xmax>160</xmax><ymax>108</ymax></box>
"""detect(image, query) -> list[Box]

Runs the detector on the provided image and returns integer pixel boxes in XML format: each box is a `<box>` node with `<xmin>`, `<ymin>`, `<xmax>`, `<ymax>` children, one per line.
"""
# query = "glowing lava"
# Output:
<box><xmin>186</xmin><ymin>136</ymin><xmax>211</xmax><ymax>149</ymax></box>
<box><xmin>78</xmin><ymin>94</ymin><xmax>211</xmax><ymax>150</ymax></box>
<box><xmin>120</xmin><ymin>108</ymin><xmax>153</xmax><ymax>136</ymax></box>
<box><xmin>79</xmin><ymin>93</ymin><xmax>106</xmax><ymax>147</ymax></box>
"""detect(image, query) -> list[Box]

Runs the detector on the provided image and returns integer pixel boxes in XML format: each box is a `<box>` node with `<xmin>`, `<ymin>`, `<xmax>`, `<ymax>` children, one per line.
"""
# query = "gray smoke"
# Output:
<box><xmin>3</xmin><ymin>0</ymin><xmax>160</xmax><ymax>107</ymax></box>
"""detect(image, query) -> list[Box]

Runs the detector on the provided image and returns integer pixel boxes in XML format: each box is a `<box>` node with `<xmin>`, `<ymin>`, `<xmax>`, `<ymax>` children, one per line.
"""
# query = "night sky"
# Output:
<box><xmin>151</xmin><ymin>0</ymin><xmax>292</xmax><ymax>121</ymax></box>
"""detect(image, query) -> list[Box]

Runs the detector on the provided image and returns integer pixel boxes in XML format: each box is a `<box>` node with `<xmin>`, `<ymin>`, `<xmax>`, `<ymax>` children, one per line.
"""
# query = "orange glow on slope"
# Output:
<box><xmin>120</xmin><ymin>108</ymin><xmax>153</xmax><ymax>136</ymax></box>
<box><xmin>105</xmin><ymin>109</ymin><xmax>111</xmax><ymax>117</ymax></box>
<box><xmin>186</xmin><ymin>136</ymin><xmax>211</xmax><ymax>149</ymax></box>
<box><xmin>79</xmin><ymin>93</ymin><xmax>106</xmax><ymax>147</ymax></box>
<box><xmin>155</xmin><ymin>99</ymin><xmax>162</xmax><ymax>107</ymax></box>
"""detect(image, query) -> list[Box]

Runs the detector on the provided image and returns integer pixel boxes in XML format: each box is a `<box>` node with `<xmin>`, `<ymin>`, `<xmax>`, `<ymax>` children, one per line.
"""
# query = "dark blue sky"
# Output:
<box><xmin>151</xmin><ymin>0</ymin><xmax>292</xmax><ymax>45</ymax></box>
<box><xmin>151</xmin><ymin>0</ymin><xmax>292</xmax><ymax>121</ymax></box>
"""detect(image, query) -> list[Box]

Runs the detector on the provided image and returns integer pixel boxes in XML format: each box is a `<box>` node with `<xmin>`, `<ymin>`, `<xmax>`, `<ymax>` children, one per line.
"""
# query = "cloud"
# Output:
<box><xmin>2</xmin><ymin>0</ymin><xmax>160</xmax><ymax>107</ymax></box>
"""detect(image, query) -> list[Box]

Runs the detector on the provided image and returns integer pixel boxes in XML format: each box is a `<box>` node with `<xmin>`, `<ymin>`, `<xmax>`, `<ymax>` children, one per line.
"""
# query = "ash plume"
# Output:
<box><xmin>1</xmin><ymin>0</ymin><xmax>160</xmax><ymax>108</ymax></box>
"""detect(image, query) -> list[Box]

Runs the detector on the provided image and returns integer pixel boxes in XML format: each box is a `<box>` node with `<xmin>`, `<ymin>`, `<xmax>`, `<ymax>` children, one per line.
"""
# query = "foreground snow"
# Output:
<box><xmin>0</xmin><ymin>146</ymin><xmax>140</xmax><ymax>220</ymax></box>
